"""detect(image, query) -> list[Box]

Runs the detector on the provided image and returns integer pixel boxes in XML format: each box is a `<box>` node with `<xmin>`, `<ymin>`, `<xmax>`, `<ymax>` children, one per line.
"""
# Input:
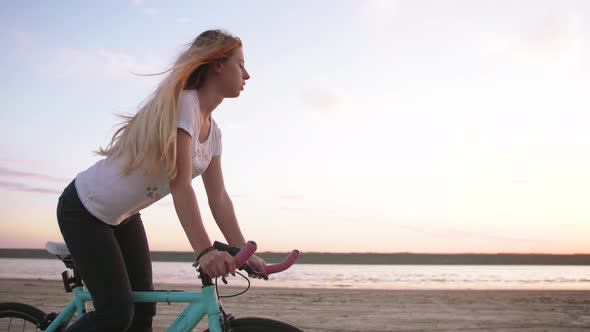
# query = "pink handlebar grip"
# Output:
<box><xmin>264</xmin><ymin>250</ymin><xmax>301</xmax><ymax>275</ymax></box>
<box><xmin>234</xmin><ymin>241</ymin><xmax>257</xmax><ymax>267</ymax></box>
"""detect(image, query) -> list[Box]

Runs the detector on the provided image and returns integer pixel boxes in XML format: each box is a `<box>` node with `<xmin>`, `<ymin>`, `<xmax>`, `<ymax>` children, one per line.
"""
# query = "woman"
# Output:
<box><xmin>56</xmin><ymin>29</ymin><xmax>266</xmax><ymax>332</ymax></box>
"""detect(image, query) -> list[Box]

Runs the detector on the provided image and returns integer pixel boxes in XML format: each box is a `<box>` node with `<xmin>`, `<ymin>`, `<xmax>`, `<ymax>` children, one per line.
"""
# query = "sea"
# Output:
<box><xmin>1</xmin><ymin>258</ymin><xmax>589</xmax><ymax>290</ymax></box>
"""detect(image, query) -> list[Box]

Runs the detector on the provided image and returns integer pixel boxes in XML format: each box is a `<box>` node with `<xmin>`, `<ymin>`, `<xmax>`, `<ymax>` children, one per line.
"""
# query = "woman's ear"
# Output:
<box><xmin>212</xmin><ymin>61</ymin><xmax>224</xmax><ymax>73</ymax></box>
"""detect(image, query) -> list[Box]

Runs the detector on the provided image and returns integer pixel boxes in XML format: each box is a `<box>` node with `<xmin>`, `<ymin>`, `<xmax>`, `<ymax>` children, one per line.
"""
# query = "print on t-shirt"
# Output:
<box><xmin>197</xmin><ymin>146</ymin><xmax>209</xmax><ymax>161</ymax></box>
<box><xmin>146</xmin><ymin>186</ymin><xmax>161</xmax><ymax>200</ymax></box>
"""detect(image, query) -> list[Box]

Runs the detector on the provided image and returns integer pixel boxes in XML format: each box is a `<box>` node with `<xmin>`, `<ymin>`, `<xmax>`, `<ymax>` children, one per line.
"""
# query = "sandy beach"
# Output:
<box><xmin>1</xmin><ymin>278</ymin><xmax>589</xmax><ymax>331</ymax></box>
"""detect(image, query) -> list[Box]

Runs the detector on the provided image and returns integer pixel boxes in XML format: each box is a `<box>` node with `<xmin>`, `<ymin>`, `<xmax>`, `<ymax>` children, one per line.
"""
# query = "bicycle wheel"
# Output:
<box><xmin>0</xmin><ymin>302</ymin><xmax>46</xmax><ymax>331</ymax></box>
<box><xmin>205</xmin><ymin>317</ymin><xmax>303</xmax><ymax>332</ymax></box>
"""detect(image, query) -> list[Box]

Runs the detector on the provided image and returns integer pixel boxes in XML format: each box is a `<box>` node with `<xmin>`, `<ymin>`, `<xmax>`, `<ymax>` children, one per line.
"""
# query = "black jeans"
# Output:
<box><xmin>56</xmin><ymin>180</ymin><xmax>156</xmax><ymax>332</ymax></box>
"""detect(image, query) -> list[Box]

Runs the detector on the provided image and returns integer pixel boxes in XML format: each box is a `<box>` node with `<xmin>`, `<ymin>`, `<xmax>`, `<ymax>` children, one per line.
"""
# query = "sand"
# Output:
<box><xmin>1</xmin><ymin>278</ymin><xmax>590</xmax><ymax>331</ymax></box>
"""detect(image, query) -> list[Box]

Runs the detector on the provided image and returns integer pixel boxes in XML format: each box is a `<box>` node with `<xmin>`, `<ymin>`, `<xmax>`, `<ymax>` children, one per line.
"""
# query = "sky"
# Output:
<box><xmin>1</xmin><ymin>0</ymin><xmax>589</xmax><ymax>254</ymax></box>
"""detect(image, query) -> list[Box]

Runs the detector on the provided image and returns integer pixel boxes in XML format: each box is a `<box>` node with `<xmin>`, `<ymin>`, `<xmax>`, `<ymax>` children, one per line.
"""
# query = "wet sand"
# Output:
<box><xmin>1</xmin><ymin>278</ymin><xmax>589</xmax><ymax>331</ymax></box>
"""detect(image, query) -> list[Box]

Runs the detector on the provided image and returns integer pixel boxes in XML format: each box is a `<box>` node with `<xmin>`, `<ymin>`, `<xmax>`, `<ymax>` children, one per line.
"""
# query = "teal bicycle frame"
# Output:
<box><xmin>41</xmin><ymin>240</ymin><xmax>300</xmax><ymax>331</ymax></box>
<box><xmin>45</xmin><ymin>284</ymin><xmax>224</xmax><ymax>332</ymax></box>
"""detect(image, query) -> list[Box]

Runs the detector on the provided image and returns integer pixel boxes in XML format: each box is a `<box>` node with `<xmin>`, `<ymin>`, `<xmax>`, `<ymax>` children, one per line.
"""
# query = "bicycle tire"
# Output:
<box><xmin>205</xmin><ymin>316</ymin><xmax>303</xmax><ymax>332</ymax></box>
<box><xmin>0</xmin><ymin>302</ymin><xmax>46</xmax><ymax>331</ymax></box>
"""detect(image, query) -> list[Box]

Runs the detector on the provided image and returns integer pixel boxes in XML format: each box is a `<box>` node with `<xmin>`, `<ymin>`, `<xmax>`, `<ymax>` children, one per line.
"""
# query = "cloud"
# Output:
<box><xmin>54</xmin><ymin>47</ymin><xmax>166</xmax><ymax>82</ymax></box>
<box><xmin>130</xmin><ymin>0</ymin><xmax>143</xmax><ymax>4</ymax></box>
<box><xmin>301</xmin><ymin>89</ymin><xmax>345</xmax><ymax>113</ymax></box>
<box><xmin>0</xmin><ymin>164</ymin><xmax>67</xmax><ymax>194</ymax></box>
<box><xmin>144</xmin><ymin>8</ymin><xmax>159</xmax><ymax>16</ymax></box>
<box><xmin>0</xmin><ymin>181</ymin><xmax>61</xmax><ymax>194</ymax></box>
<box><xmin>8</xmin><ymin>28</ymin><xmax>178</xmax><ymax>90</ymax></box>
<box><xmin>0</xmin><ymin>157</ymin><xmax>41</xmax><ymax>167</ymax></box>
<box><xmin>176</xmin><ymin>17</ymin><xmax>193</xmax><ymax>24</ymax></box>
<box><xmin>6</xmin><ymin>30</ymin><xmax>167</xmax><ymax>83</ymax></box>
<box><xmin>0</xmin><ymin>167</ymin><xmax>69</xmax><ymax>182</ymax></box>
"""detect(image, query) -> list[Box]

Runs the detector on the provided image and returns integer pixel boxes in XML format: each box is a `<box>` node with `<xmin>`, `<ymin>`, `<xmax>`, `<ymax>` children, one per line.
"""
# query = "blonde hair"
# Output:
<box><xmin>97</xmin><ymin>30</ymin><xmax>241</xmax><ymax>179</ymax></box>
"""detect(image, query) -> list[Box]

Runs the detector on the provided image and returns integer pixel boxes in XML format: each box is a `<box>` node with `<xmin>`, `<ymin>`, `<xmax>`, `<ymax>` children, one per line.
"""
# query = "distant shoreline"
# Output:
<box><xmin>2</xmin><ymin>248</ymin><xmax>590</xmax><ymax>265</ymax></box>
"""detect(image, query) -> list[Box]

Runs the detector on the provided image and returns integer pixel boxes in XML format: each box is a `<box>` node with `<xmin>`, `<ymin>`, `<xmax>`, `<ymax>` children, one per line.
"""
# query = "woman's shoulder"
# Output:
<box><xmin>178</xmin><ymin>89</ymin><xmax>199</xmax><ymax>135</ymax></box>
<box><xmin>210</xmin><ymin>118</ymin><xmax>221</xmax><ymax>133</ymax></box>
<box><xmin>180</xmin><ymin>89</ymin><xmax>198</xmax><ymax>106</ymax></box>
<box><xmin>210</xmin><ymin>118</ymin><xmax>222</xmax><ymax>144</ymax></box>
<box><xmin>178</xmin><ymin>89</ymin><xmax>198</xmax><ymax>118</ymax></box>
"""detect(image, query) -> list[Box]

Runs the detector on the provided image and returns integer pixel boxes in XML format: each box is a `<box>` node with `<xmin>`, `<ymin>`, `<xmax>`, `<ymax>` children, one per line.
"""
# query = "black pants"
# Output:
<box><xmin>56</xmin><ymin>180</ymin><xmax>156</xmax><ymax>332</ymax></box>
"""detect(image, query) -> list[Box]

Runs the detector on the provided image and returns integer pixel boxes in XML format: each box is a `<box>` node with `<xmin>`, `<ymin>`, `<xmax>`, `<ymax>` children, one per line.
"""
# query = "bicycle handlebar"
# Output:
<box><xmin>264</xmin><ymin>249</ymin><xmax>301</xmax><ymax>274</ymax></box>
<box><xmin>233</xmin><ymin>241</ymin><xmax>258</xmax><ymax>268</ymax></box>
<box><xmin>213</xmin><ymin>241</ymin><xmax>300</xmax><ymax>276</ymax></box>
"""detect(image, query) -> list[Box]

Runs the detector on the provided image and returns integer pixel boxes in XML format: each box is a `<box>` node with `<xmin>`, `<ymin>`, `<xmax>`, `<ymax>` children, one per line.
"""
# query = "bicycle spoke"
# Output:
<box><xmin>0</xmin><ymin>317</ymin><xmax>39</xmax><ymax>332</ymax></box>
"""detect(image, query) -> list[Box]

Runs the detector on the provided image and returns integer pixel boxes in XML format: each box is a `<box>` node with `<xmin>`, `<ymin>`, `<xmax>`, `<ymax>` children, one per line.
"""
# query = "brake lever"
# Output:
<box><xmin>239</xmin><ymin>265</ymin><xmax>268</xmax><ymax>280</ymax></box>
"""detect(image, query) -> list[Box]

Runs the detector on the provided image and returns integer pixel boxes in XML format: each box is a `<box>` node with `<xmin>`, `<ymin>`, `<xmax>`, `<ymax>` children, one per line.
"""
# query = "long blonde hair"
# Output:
<box><xmin>97</xmin><ymin>30</ymin><xmax>241</xmax><ymax>179</ymax></box>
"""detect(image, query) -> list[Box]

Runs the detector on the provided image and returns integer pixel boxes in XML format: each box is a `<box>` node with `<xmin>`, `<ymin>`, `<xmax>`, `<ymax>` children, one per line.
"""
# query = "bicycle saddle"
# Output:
<box><xmin>45</xmin><ymin>242</ymin><xmax>70</xmax><ymax>256</ymax></box>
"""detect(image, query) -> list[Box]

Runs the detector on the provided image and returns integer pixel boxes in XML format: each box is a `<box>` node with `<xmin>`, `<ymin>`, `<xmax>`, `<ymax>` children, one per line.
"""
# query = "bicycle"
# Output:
<box><xmin>0</xmin><ymin>240</ymin><xmax>303</xmax><ymax>331</ymax></box>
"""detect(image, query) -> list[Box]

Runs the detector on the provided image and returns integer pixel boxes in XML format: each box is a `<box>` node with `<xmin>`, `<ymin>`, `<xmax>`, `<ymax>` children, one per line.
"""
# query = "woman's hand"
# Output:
<box><xmin>246</xmin><ymin>254</ymin><xmax>268</xmax><ymax>279</ymax></box>
<box><xmin>198</xmin><ymin>250</ymin><xmax>236</xmax><ymax>278</ymax></box>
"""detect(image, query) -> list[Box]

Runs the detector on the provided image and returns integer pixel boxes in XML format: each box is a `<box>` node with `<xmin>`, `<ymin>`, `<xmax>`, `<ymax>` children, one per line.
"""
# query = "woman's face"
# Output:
<box><xmin>218</xmin><ymin>46</ymin><xmax>250</xmax><ymax>98</ymax></box>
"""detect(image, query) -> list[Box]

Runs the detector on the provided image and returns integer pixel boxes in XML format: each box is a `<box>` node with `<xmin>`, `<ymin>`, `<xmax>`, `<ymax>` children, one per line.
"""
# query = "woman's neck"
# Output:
<box><xmin>196</xmin><ymin>86</ymin><xmax>223</xmax><ymax>119</ymax></box>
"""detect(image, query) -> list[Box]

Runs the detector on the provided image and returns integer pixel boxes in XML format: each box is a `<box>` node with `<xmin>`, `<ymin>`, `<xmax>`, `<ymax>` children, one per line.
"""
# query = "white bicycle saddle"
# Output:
<box><xmin>45</xmin><ymin>241</ymin><xmax>71</xmax><ymax>256</ymax></box>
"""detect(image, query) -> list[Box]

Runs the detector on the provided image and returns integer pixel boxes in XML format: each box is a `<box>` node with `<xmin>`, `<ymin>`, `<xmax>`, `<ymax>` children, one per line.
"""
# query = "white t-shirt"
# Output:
<box><xmin>74</xmin><ymin>89</ymin><xmax>222</xmax><ymax>225</ymax></box>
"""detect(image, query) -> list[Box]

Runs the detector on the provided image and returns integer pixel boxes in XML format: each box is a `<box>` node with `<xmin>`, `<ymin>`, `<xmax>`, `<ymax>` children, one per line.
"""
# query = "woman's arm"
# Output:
<box><xmin>202</xmin><ymin>155</ymin><xmax>267</xmax><ymax>275</ymax></box>
<box><xmin>169</xmin><ymin>129</ymin><xmax>235</xmax><ymax>277</ymax></box>
<box><xmin>202</xmin><ymin>155</ymin><xmax>246</xmax><ymax>247</ymax></box>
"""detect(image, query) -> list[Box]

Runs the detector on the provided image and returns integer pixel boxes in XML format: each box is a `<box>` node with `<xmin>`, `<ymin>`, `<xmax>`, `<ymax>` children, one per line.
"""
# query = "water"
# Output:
<box><xmin>1</xmin><ymin>258</ymin><xmax>589</xmax><ymax>290</ymax></box>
